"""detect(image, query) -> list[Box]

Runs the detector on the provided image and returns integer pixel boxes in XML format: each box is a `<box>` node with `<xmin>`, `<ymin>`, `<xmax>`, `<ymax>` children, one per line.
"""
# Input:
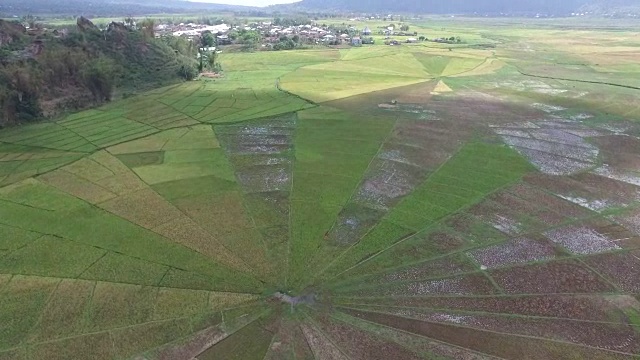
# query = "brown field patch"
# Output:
<box><xmin>376</xmin><ymin>254</ymin><xmax>476</xmax><ymax>284</ymax></box>
<box><xmin>94</xmin><ymin>171</ymin><xmax>147</xmax><ymax>196</ymax></box>
<box><xmin>469</xmin><ymin>236</ymin><xmax>557</xmax><ymax>269</ymax></box>
<box><xmin>30</xmin><ymin>333</ymin><xmax>115</xmax><ymax>360</ymax></box>
<box><xmin>172</xmin><ymin>192</ymin><xmax>255</xmax><ymax>238</ymax></box>
<box><xmin>63</xmin><ymin>158</ymin><xmax>114</xmax><ymax>183</ymax></box>
<box><xmin>300</xmin><ymin>323</ymin><xmax>349</xmax><ymax>360</ymax></box>
<box><xmin>511</xmin><ymin>180</ymin><xmax>592</xmax><ymax>218</ymax></box>
<box><xmin>489</xmin><ymin>260</ymin><xmax>615</xmax><ymax>294</ymax></box>
<box><xmin>583</xmin><ymin>252</ymin><xmax>640</xmax><ymax>292</ymax></box>
<box><xmin>85</xmin><ymin>282</ymin><xmax>156</xmax><ymax>331</ymax></box>
<box><xmin>236</xmin><ymin>164</ymin><xmax>291</xmax><ymax>193</ymax></box>
<box><xmin>152</xmin><ymin>325</ymin><xmax>227</xmax><ymax>360</ymax></box>
<box><xmin>350</xmin><ymin>273</ymin><xmax>498</xmax><ymax>297</ymax></box>
<box><xmin>544</xmin><ymin>225</ymin><xmax>620</xmax><ymax>255</ymax></box>
<box><xmin>39</xmin><ymin>170</ymin><xmax>116</xmax><ymax>204</ymax></box>
<box><xmin>328</xmin><ymin>204</ymin><xmax>386</xmax><ymax>246</ymax></box>
<box><xmin>90</xmin><ymin>150</ymin><xmax>137</xmax><ymax>175</ymax></box>
<box><xmin>34</xmin><ymin>279</ymin><xmax>94</xmax><ymax>341</ymax></box>
<box><xmin>152</xmin><ymin>217</ymin><xmax>252</xmax><ymax>273</ymax></box>
<box><xmin>341</xmin><ymin>308</ymin><xmax>631</xmax><ymax>360</ymax></box>
<box><xmin>375</xmin><ymin>307</ymin><xmax>640</xmax><ymax>353</ymax></box>
<box><xmin>591</xmin><ymin>135</ymin><xmax>640</xmax><ymax>170</ymax></box>
<box><xmin>264</xmin><ymin>320</ymin><xmax>315</xmax><ymax>360</ymax></box>
<box><xmin>100</xmin><ymin>188</ymin><xmax>183</xmax><ymax>230</ymax></box>
<box><xmin>351</xmin><ymin>294</ymin><xmax>630</xmax><ymax>322</ymax></box>
<box><xmin>152</xmin><ymin>288</ymin><xmax>209</xmax><ymax>320</ymax></box>
<box><xmin>313</xmin><ymin>315</ymin><xmax>423</xmax><ymax>360</ymax></box>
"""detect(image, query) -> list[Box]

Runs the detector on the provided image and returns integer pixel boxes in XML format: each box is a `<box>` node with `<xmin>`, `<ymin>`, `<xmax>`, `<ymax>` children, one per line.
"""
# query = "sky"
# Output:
<box><xmin>188</xmin><ymin>0</ymin><xmax>299</xmax><ymax>7</ymax></box>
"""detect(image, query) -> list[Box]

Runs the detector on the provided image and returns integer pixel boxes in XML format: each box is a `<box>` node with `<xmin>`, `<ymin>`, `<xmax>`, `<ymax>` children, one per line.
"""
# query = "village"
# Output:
<box><xmin>154</xmin><ymin>18</ymin><xmax>459</xmax><ymax>49</ymax></box>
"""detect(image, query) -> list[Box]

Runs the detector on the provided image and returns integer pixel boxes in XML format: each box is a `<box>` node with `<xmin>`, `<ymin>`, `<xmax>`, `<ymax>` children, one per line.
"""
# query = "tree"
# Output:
<box><xmin>0</xmin><ymin>64</ymin><xmax>40</xmax><ymax>123</ymax></box>
<box><xmin>140</xmin><ymin>18</ymin><xmax>156</xmax><ymax>39</ymax></box>
<box><xmin>178</xmin><ymin>59</ymin><xmax>198</xmax><ymax>80</ymax></box>
<box><xmin>80</xmin><ymin>57</ymin><xmax>119</xmax><ymax>102</ymax></box>
<box><xmin>400</xmin><ymin>24</ymin><xmax>410</xmax><ymax>32</ymax></box>
<box><xmin>124</xmin><ymin>17</ymin><xmax>136</xmax><ymax>29</ymax></box>
<box><xmin>200</xmin><ymin>31</ymin><xmax>216</xmax><ymax>48</ymax></box>
<box><xmin>21</xmin><ymin>14</ymin><xmax>38</xmax><ymax>29</ymax></box>
<box><xmin>418</xmin><ymin>36</ymin><xmax>426</xmax><ymax>41</ymax></box>
<box><xmin>198</xmin><ymin>31</ymin><xmax>218</xmax><ymax>71</ymax></box>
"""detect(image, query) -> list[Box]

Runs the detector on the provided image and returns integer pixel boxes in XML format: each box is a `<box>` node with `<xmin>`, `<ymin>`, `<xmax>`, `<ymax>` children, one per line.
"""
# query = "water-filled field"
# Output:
<box><xmin>1</xmin><ymin>19</ymin><xmax>640</xmax><ymax>359</ymax></box>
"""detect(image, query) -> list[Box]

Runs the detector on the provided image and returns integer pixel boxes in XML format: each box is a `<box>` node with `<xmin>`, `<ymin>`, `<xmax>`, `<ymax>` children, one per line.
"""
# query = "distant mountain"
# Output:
<box><xmin>3</xmin><ymin>0</ymin><xmax>637</xmax><ymax>18</ymax></box>
<box><xmin>282</xmin><ymin>0</ymin><xmax>639</xmax><ymax>15</ymax></box>
<box><xmin>0</xmin><ymin>0</ymin><xmax>255</xmax><ymax>17</ymax></box>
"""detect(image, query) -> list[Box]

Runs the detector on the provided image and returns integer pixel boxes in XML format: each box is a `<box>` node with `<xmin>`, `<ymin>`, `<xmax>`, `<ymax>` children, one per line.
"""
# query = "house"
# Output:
<box><xmin>352</xmin><ymin>37</ymin><xmax>362</xmax><ymax>46</ymax></box>
<box><xmin>216</xmin><ymin>35</ymin><xmax>231</xmax><ymax>45</ymax></box>
<box><xmin>406</xmin><ymin>38</ymin><xmax>418</xmax><ymax>43</ymax></box>
<box><xmin>322</xmin><ymin>34</ymin><xmax>336</xmax><ymax>42</ymax></box>
<box><xmin>362</xmin><ymin>26</ymin><xmax>371</xmax><ymax>36</ymax></box>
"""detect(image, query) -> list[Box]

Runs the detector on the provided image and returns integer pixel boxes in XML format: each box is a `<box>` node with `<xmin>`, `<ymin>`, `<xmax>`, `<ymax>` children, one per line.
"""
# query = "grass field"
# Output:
<box><xmin>1</xmin><ymin>17</ymin><xmax>640</xmax><ymax>359</ymax></box>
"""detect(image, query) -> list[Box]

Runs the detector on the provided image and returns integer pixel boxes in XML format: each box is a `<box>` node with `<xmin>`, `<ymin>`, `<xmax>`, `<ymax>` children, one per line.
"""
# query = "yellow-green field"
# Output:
<box><xmin>1</xmin><ymin>18</ymin><xmax>640</xmax><ymax>359</ymax></box>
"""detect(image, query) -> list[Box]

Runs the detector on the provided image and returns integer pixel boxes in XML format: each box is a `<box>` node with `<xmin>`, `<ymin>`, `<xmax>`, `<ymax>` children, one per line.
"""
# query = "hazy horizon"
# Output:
<box><xmin>188</xmin><ymin>0</ymin><xmax>299</xmax><ymax>7</ymax></box>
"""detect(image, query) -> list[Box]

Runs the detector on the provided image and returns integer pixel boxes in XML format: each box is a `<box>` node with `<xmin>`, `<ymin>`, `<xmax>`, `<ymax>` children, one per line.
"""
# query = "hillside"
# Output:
<box><xmin>0</xmin><ymin>18</ymin><xmax>198</xmax><ymax>126</ymax></box>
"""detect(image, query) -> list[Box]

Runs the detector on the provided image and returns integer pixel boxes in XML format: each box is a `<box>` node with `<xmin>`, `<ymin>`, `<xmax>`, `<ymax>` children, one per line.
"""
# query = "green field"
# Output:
<box><xmin>1</xmin><ymin>17</ymin><xmax>640</xmax><ymax>359</ymax></box>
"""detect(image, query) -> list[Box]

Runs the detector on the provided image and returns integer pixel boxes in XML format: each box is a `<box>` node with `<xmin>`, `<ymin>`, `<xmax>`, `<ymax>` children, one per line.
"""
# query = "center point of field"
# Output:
<box><xmin>273</xmin><ymin>291</ymin><xmax>317</xmax><ymax>306</ymax></box>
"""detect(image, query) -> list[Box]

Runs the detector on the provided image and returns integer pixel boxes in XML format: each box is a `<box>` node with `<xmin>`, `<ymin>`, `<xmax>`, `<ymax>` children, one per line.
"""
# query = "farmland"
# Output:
<box><xmin>1</xmin><ymin>17</ymin><xmax>640</xmax><ymax>359</ymax></box>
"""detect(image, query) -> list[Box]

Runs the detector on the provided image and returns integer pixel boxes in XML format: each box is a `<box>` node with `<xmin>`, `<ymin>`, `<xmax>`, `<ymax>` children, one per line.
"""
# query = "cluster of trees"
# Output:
<box><xmin>272</xmin><ymin>15</ymin><xmax>312</xmax><ymax>27</ymax></box>
<box><xmin>413</xmin><ymin>36</ymin><xmax>462</xmax><ymax>43</ymax></box>
<box><xmin>228</xmin><ymin>29</ymin><xmax>261</xmax><ymax>51</ymax></box>
<box><xmin>196</xmin><ymin>31</ymin><xmax>221</xmax><ymax>73</ymax></box>
<box><xmin>0</xmin><ymin>17</ymin><xmax>199</xmax><ymax>125</ymax></box>
<box><xmin>272</xmin><ymin>35</ymin><xmax>299</xmax><ymax>50</ymax></box>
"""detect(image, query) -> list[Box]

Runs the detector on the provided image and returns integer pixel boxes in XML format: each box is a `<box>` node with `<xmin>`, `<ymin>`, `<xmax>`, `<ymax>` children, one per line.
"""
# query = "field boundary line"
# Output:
<box><xmin>517</xmin><ymin>70</ymin><xmax>640</xmax><ymax>91</ymax></box>
<box><xmin>300</xmin><ymin>310</ymin><xmax>354</xmax><ymax>360</ymax></box>
<box><xmin>311</xmin><ymin>114</ymin><xmax>401</xmax><ymax>282</ymax></box>
<box><xmin>109</xmin><ymin>158</ymin><xmax>264</xmax><ymax>280</ymax></box>
<box><xmin>324</xmin><ymin>173</ymin><xmax>530</xmax><ymax>283</ymax></box>
<box><xmin>325</xmin><ymin>238</ymin><xmax>506</xmax><ymax>289</ymax></box>
<box><xmin>75</xmin><ymin>251</ymin><xmax>109</xmax><ymax>279</ymax></box>
<box><xmin>336</xmin><ymin>306</ymin><xmax>639</xmax><ymax>357</ymax></box>
<box><xmin>320</xmin><ymin>142</ymin><xmax>468</xmax><ymax>282</ymax></box>
<box><xmin>331</xmin><ymin>309</ymin><xmax>508</xmax><ymax>360</ymax></box>
<box><xmin>334</xmin><ymin>303</ymin><xmax>640</xmax><ymax>327</ymax></box>
<box><xmin>285</xmin><ymin>113</ymin><xmax>298</xmax><ymax>288</ymax></box>
<box><xmin>23</xmin><ymin>277</ymin><xmax>63</xmax><ymax>343</ymax></box>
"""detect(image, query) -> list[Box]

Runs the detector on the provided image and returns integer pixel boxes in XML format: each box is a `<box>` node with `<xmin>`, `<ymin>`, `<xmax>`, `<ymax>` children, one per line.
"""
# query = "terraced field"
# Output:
<box><xmin>1</xmin><ymin>20</ymin><xmax>640</xmax><ymax>359</ymax></box>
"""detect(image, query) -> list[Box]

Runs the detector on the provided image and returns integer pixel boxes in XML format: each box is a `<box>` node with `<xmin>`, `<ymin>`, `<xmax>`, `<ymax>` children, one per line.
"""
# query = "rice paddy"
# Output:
<box><xmin>1</xmin><ymin>18</ymin><xmax>640</xmax><ymax>359</ymax></box>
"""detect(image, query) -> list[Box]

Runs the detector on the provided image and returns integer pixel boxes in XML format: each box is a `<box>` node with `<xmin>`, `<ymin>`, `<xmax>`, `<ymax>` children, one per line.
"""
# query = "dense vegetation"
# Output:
<box><xmin>0</xmin><ymin>18</ymin><xmax>198</xmax><ymax>126</ymax></box>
